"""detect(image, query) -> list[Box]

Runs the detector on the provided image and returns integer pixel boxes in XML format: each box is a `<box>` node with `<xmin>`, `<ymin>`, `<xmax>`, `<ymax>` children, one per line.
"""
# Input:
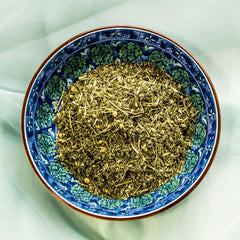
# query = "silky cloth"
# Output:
<box><xmin>0</xmin><ymin>0</ymin><xmax>240</xmax><ymax>239</ymax></box>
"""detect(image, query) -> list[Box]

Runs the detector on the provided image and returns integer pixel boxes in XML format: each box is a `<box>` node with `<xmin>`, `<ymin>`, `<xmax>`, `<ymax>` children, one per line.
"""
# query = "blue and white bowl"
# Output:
<box><xmin>21</xmin><ymin>26</ymin><xmax>221</xmax><ymax>220</ymax></box>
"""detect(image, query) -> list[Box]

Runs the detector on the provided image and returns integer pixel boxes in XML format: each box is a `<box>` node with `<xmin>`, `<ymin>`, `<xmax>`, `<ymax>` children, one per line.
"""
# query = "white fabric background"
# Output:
<box><xmin>0</xmin><ymin>0</ymin><xmax>240</xmax><ymax>239</ymax></box>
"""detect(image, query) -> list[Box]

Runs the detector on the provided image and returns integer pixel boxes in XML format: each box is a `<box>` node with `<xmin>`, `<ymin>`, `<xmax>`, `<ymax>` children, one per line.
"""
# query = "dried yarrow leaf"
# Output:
<box><xmin>54</xmin><ymin>62</ymin><xmax>198</xmax><ymax>199</ymax></box>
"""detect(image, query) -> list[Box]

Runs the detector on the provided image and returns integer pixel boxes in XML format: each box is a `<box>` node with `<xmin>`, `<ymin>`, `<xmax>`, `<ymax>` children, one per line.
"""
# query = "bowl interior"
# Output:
<box><xmin>22</xmin><ymin>26</ymin><xmax>219</xmax><ymax>219</ymax></box>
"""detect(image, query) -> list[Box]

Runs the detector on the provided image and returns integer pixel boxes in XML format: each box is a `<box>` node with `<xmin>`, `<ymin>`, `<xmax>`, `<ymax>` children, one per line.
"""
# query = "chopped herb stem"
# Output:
<box><xmin>54</xmin><ymin>62</ymin><xmax>197</xmax><ymax>199</ymax></box>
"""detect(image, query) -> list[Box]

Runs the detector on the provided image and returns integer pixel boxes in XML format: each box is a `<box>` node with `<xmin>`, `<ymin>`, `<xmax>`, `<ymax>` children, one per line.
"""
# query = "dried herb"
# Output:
<box><xmin>54</xmin><ymin>62</ymin><xmax>198</xmax><ymax>199</ymax></box>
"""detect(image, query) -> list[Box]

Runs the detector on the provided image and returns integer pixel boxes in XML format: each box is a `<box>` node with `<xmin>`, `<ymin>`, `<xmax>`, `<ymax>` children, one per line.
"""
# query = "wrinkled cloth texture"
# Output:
<box><xmin>0</xmin><ymin>0</ymin><xmax>240</xmax><ymax>239</ymax></box>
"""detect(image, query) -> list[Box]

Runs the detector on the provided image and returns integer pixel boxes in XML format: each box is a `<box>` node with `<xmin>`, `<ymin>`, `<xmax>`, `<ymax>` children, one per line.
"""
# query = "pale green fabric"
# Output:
<box><xmin>0</xmin><ymin>0</ymin><xmax>240</xmax><ymax>239</ymax></box>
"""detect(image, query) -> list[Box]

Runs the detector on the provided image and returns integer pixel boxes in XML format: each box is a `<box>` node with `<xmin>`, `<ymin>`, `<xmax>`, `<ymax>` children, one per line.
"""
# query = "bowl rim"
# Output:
<box><xmin>21</xmin><ymin>25</ymin><xmax>221</xmax><ymax>221</ymax></box>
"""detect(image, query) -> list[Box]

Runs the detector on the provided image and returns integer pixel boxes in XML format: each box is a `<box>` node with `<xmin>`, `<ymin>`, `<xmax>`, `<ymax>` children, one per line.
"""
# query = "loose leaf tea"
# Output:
<box><xmin>54</xmin><ymin>62</ymin><xmax>198</xmax><ymax>200</ymax></box>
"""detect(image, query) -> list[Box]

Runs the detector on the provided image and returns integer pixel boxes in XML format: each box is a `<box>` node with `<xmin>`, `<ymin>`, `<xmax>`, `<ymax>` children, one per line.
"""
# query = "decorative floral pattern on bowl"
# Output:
<box><xmin>22</xmin><ymin>26</ymin><xmax>220</xmax><ymax>220</ymax></box>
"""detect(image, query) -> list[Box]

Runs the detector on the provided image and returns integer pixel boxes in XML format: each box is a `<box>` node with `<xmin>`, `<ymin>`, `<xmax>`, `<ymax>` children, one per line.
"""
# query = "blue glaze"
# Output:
<box><xmin>23</xmin><ymin>27</ymin><xmax>219</xmax><ymax>218</ymax></box>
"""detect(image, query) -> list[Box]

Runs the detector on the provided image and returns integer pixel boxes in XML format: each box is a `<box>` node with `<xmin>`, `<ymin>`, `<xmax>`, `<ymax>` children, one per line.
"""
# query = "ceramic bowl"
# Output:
<box><xmin>21</xmin><ymin>26</ymin><xmax>220</xmax><ymax>220</ymax></box>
